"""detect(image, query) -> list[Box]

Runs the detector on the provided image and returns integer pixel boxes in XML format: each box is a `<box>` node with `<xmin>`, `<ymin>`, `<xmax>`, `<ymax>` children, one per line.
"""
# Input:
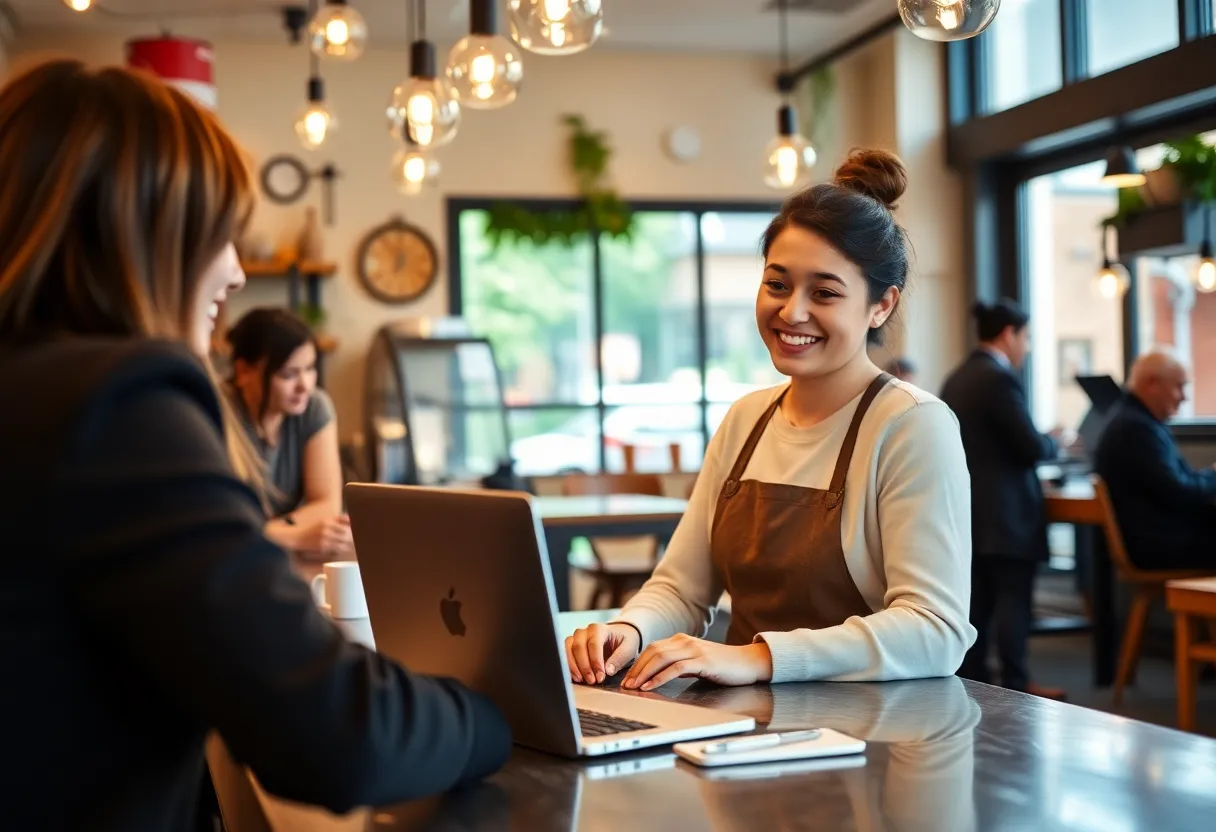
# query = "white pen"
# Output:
<box><xmin>701</xmin><ymin>729</ymin><xmax>821</xmax><ymax>755</ymax></box>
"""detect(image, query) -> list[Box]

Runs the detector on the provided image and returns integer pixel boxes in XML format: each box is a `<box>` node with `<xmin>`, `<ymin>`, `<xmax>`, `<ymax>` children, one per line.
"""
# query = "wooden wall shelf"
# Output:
<box><xmin>240</xmin><ymin>260</ymin><xmax>337</xmax><ymax>277</ymax></box>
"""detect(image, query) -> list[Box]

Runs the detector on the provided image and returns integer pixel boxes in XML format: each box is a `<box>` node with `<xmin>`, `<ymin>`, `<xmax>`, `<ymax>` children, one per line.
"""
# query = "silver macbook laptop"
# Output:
<box><xmin>345</xmin><ymin>483</ymin><xmax>755</xmax><ymax>758</ymax></box>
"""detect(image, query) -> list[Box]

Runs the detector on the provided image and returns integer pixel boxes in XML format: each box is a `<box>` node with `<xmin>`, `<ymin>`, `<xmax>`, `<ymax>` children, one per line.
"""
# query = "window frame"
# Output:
<box><xmin>447</xmin><ymin>197</ymin><xmax>782</xmax><ymax>474</ymax></box>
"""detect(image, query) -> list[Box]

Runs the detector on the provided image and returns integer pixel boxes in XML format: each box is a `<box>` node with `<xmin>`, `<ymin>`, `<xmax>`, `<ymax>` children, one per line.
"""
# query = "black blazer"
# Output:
<box><xmin>940</xmin><ymin>350</ymin><xmax>1058</xmax><ymax>561</ymax></box>
<box><xmin>0</xmin><ymin>339</ymin><xmax>511</xmax><ymax>831</ymax></box>
<box><xmin>1094</xmin><ymin>393</ymin><xmax>1216</xmax><ymax>566</ymax></box>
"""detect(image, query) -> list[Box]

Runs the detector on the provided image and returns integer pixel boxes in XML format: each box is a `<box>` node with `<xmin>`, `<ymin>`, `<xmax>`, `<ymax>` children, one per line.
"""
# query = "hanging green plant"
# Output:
<box><xmin>485</xmin><ymin>114</ymin><xmax>635</xmax><ymax>248</ymax></box>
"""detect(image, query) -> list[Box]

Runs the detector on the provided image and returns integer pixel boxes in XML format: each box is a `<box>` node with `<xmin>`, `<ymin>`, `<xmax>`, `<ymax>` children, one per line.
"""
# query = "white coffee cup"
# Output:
<box><xmin>311</xmin><ymin>561</ymin><xmax>368</xmax><ymax>620</ymax></box>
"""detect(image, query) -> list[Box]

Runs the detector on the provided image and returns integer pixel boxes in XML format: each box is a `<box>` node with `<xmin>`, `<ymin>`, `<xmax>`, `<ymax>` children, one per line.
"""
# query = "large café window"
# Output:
<box><xmin>1023</xmin><ymin>139</ymin><xmax>1216</xmax><ymax>431</ymax></box>
<box><xmin>454</xmin><ymin>203</ymin><xmax>780</xmax><ymax>476</ymax></box>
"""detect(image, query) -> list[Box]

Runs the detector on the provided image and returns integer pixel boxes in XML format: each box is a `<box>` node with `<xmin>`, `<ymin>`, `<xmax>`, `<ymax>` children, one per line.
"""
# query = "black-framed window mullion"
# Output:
<box><xmin>1060</xmin><ymin>0</ymin><xmax>1088</xmax><ymax>84</ymax></box>
<box><xmin>693</xmin><ymin>212</ymin><xmax>710</xmax><ymax>458</ymax></box>
<box><xmin>970</xmin><ymin>33</ymin><xmax>991</xmax><ymax>117</ymax></box>
<box><xmin>1121</xmin><ymin>258</ymin><xmax>1140</xmax><ymax>378</ymax></box>
<box><xmin>591</xmin><ymin>228</ymin><xmax>607</xmax><ymax>473</ymax></box>
<box><xmin>1180</xmin><ymin>0</ymin><xmax>1214</xmax><ymax>41</ymax></box>
<box><xmin>946</xmin><ymin>41</ymin><xmax>974</xmax><ymax>124</ymax></box>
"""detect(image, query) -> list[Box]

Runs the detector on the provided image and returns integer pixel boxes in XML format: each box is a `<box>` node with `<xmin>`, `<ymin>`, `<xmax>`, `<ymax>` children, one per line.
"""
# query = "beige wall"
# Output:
<box><xmin>13</xmin><ymin>26</ymin><xmax>967</xmax><ymax>436</ymax></box>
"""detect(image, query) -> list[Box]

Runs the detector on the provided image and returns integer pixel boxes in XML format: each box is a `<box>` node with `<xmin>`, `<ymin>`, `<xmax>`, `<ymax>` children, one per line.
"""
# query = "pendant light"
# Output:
<box><xmin>509</xmin><ymin>0</ymin><xmax>603</xmax><ymax>55</ymax></box>
<box><xmin>309</xmin><ymin>0</ymin><xmax>368</xmax><ymax>61</ymax></box>
<box><xmin>446</xmin><ymin>0</ymin><xmax>524</xmax><ymax>109</ymax></box>
<box><xmin>898</xmin><ymin>0</ymin><xmax>1001</xmax><ymax>42</ymax></box>
<box><xmin>763</xmin><ymin>0</ymin><xmax>815</xmax><ymax>192</ymax></box>
<box><xmin>296</xmin><ymin>13</ymin><xmax>336</xmax><ymax>152</ymax></box>
<box><xmin>1094</xmin><ymin>226</ymin><xmax>1130</xmax><ymax>300</ymax></box>
<box><xmin>1195</xmin><ymin>202</ymin><xmax>1216</xmax><ymax>293</ymax></box>
<box><xmin>391</xmin><ymin>137</ymin><xmax>441</xmax><ymax>195</ymax></box>
<box><xmin>64</xmin><ymin>0</ymin><xmax>93</xmax><ymax>10</ymax></box>
<box><xmin>1100</xmin><ymin>145</ymin><xmax>1146</xmax><ymax>188</ymax></box>
<box><xmin>389</xmin><ymin>0</ymin><xmax>460</xmax><ymax>149</ymax></box>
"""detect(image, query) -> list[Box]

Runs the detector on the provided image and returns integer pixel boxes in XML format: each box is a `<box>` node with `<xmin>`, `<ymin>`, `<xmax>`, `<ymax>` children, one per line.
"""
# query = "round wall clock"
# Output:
<box><xmin>260</xmin><ymin>155</ymin><xmax>311</xmax><ymax>205</ymax></box>
<box><xmin>356</xmin><ymin>216</ymin><xmax>439</xmax><ymax>304</ymax></box>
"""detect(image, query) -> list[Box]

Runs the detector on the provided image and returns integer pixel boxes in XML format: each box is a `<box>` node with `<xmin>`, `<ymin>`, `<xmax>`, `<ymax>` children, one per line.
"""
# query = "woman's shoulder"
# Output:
<box><xmin>870</xmin><ymin>378</ymin><xmax>958</xmax><ymax>431</ymax></box>
<box><xmin>868</xmin><ymin>380</ymin><xmax>967</xmax><ymax>475</ymax></box>
<box><xmin>5</xmin><ymin>337</ymin><xmax>217</xmax><ymax>418</ymax></box>
<box><xmin>0</xmin><ymin>338</ymin><xmax>223</xmax><ymax>501</ymax></box>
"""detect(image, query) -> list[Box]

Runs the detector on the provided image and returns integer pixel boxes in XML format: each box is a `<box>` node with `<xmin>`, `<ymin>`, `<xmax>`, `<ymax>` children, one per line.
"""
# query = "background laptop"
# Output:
<box><xmin>1045</xmin><ymin>374</ymin><xmax>1124</xmax><ymax>474</ymax></box>
<box><xmin>345</xmin><ymin>483</ymin><xmax>755</xmax><ymax>758</ymax></box>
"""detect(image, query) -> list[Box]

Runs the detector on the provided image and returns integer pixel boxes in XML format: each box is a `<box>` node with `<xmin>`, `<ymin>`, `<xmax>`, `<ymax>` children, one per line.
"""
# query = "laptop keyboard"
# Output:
<box><xmin>577</xmin><ymin>708</ymin><xmax>658</xmax><ymax>737</ymax></box>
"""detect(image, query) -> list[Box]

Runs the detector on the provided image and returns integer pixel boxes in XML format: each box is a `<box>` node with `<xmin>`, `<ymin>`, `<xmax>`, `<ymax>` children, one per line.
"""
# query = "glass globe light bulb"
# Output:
<box><xmin>1196</xmin><ymin>257</ymin><xmax>1216</xmax><ymax>293</ymax></box>
<box><xmin>309</xmin><ymin>1</ymin><xmax>368</xmax><ymax>61</ymax></box>
<box><xmin>64</xmin><ymin>0</ymin><xmax>93</xmax><ymax>10</ymax></box>
<box><xmin>388</xmin><ymin>77</ymin><xmax>460</xmax><ymax>149</ymax></box>
<box><xmin>1094</xmin><ymin>262</ymin><xmax>1130</xmax><ymax>300</ymax></box>
<box><xmin>295</xmin><ymin>102</ymin><xmax>335</xmax><ymax>151</ymax></box>
<box><xmin>763</xmin><ymin>106</ymin><xmax>816</xmax><ymax>191</ymax></box>
<box><xmin>898</xmin><ymin>0</ymin><xmax>1001</xmax><ymax>43</ymax></box>
<box><xmin>446</xmin><ymin>34</ymin><xmax>524</xmax><ymax>109</ymax></box>
<box><xmin>391</xmin><ymin>146</ymin><xmax>441</xmax><ymax>195</ymax></box>
<box><xmin>508</xmin><ymin>0</ymin><xmax>603</xmax><ymax>55</ymax></box>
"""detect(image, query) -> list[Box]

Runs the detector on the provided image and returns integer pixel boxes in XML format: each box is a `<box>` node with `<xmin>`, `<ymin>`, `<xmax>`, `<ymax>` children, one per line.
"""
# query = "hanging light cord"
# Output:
<box><xmin>779</xmin><ymin>0</ymin><xmax>789</xmax><ymax>75</ymax></box>
<box><xmin>419</xmin><ymin>0</ymin><xmax>427</xmax><ymax>40</ymax></box>
<box><xmin>308</xmin><ymin>0</ymin><xmax>320</xmax><ymax>80</ymax></box>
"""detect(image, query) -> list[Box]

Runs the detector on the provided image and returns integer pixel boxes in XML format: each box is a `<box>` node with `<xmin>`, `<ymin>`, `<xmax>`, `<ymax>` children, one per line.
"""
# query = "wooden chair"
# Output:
<box><xmin>1166</xmin><ymin>577</ymin><xmax>1216</xmax><ymax>731</ymax></box>
<box><xmin>1092</xmin><ymin>476</ymin><xmax>1213</xmax><ymax>705</ymax></box>
<box><xmin>562</xmin><ymin>473</ymin><xmax>664</xmax><ymax>609</ymax></box>
<box><xmin>621</xmin><ymin>442</ymin><xmax>682</xmax><ymax>474</ymax></box>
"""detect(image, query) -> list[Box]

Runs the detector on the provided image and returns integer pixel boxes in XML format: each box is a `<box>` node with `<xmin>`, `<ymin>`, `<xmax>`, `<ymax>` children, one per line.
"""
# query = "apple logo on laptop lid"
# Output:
<box><xmin>440</xmin><ymin>588</ymin><xmax>466</xmax><ymax>636</ymax></box>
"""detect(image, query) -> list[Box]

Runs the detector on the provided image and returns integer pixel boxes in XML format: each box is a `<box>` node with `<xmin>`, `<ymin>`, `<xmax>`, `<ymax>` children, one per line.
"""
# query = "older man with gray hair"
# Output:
<box><xmin>1093</xmin><ymin>349</ymin><xmax>1216</xmax><ymax>570</ymax></box>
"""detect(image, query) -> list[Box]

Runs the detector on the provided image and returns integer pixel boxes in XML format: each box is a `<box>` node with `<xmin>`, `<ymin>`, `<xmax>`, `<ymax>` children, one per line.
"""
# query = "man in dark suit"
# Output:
<box><xmin>941</xmin><ymin>300</ymin><xmax>1065</xmax><ymax>697</ymax></box>
<box><xmin>1095</xmin><ymin>351</ymin><xmax>1216</xmax><ymax>569</ymax></box>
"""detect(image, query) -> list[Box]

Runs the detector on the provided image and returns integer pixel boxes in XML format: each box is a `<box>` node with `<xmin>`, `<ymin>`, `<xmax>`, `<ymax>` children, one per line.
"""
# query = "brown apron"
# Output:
<box><xmin>711</xmin><ymin>373</ymin><xmax>893</xmax><ymax>645</ymax></box>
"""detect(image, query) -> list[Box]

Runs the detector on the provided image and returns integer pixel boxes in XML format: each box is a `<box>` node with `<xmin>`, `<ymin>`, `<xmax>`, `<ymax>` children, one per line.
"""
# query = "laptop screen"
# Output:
<box><xmin>1074</xmin><ymin>374</ymin><xmax>1123</xmax><ymax>457</ymax></box>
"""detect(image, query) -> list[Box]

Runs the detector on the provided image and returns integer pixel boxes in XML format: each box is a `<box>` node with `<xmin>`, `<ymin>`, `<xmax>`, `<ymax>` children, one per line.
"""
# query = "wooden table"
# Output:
<box><xmin>535</xmin><ymin>495</ymin><xmax>687</xmax><ymax>612</ymax></box>
<box><xmin>247</xmin><ymin>609</ymin><xmax>1216</xmax><ymax>830</ymax></box>
<box><xmin>1043</xmin><ymin>478</ymin><xmax>1117</xmax><ymax>687</ymax></box>
<box><xmin>1167</xmin><ymin>577</ymin><xmax>1216</xmax><ymax>731</ymax></box>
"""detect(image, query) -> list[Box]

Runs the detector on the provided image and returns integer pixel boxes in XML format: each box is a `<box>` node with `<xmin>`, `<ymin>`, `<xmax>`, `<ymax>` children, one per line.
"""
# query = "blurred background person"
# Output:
<box><xmin>1095</xmin><ymin>350</ymin><xmax>1216</xmax><ymax>570</ymax></box>
<box><xmin>225</xmin><ymin>307</ymin><xmax>354</xmax><ymax>563</ymax></box>
<box><xmin>941</xmin><ymin>300</ymin><xmax>1066</xmax><ymax>700</ymax></box>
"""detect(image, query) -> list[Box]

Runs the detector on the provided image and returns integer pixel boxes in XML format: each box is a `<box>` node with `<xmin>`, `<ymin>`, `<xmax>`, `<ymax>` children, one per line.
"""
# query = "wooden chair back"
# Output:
<box><xmin>561</xmin><ymin>472</ymin><xmax>664</xmax><ymax>497</ymax></box>
<box><xmin>1092</xmin><ymin>475</ymin><xmax>1140</xmax><ymax>581</ymax></box>
<box><xmin>621</xmin><ymin>442</ymin><xmax>682</xmax><ymax>473</ymax></box>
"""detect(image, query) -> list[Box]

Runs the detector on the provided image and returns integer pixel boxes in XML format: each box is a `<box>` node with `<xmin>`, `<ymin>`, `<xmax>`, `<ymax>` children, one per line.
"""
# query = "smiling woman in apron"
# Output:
<box><xmin>566</xmin><ymin>148</ymin><xmax>975</xmax><ymax>689</ymax></box>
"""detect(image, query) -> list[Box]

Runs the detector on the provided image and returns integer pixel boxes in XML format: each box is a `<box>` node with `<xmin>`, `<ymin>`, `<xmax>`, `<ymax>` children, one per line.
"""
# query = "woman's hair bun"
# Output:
<box><xmin>833</xmin><ymin>148</ymin><xmax>908</xmax><ymax>210</ymax></box>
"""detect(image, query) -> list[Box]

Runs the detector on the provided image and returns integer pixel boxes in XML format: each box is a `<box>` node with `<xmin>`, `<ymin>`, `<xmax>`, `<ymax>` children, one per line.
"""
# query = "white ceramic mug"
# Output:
<box><xmin>311</xmin><ymin>561</ymin><xmax>368</xmax><ymax>620</ymax></box>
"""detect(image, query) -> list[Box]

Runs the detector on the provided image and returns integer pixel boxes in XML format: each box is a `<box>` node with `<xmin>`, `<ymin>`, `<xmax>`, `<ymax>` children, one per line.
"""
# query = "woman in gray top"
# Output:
<box><xmin>226</xmin><ymin>308</ymin><xmax>353</xmax><ymax>559</ymax></box>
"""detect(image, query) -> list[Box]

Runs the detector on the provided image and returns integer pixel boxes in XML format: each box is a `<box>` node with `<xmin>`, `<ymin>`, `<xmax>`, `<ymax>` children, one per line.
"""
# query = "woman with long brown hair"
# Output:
<box><xmin>0</xmin><ymin>59</ymin><xmax>509</xmax><ymax>830</ymax></box>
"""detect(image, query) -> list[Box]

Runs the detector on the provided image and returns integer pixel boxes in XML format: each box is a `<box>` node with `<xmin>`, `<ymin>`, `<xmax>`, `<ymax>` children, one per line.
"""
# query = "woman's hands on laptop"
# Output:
<box><xmin>622</xmin><ymin>635</ymin><xmax>773</xmax><ymax>691</ymax></box>
<box><xmin>566</xmin><ymin>626</ymin><xmax>774</xmax><ymax>691</ymax></box>
<box><xmin>565</xmin><ymin>623</ymin><xmax>641</xmax><ymax>685</ymax></box>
